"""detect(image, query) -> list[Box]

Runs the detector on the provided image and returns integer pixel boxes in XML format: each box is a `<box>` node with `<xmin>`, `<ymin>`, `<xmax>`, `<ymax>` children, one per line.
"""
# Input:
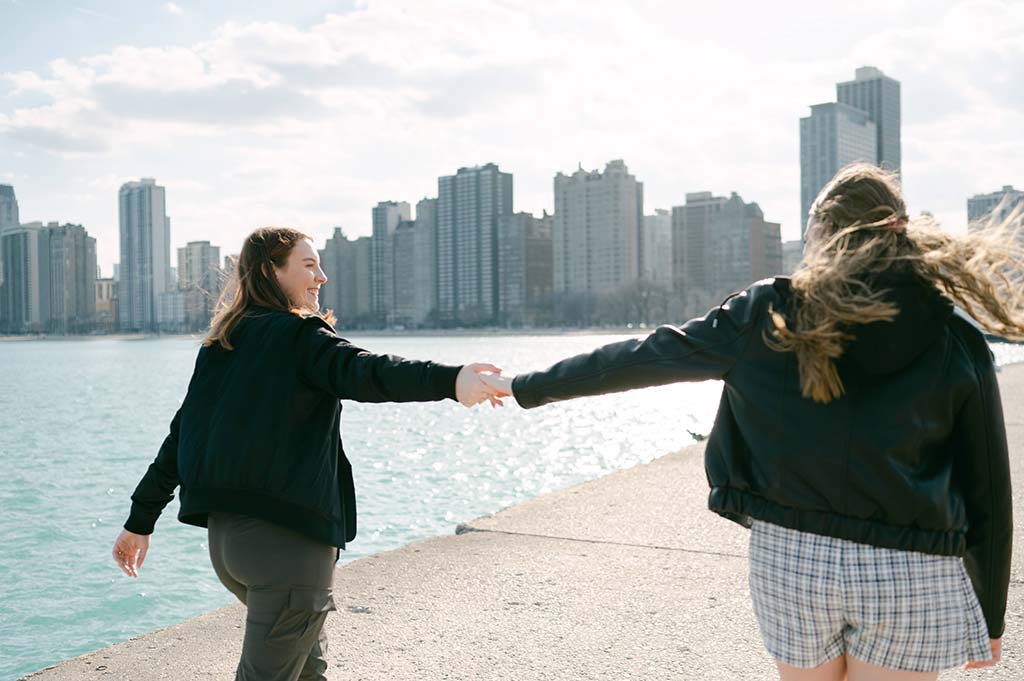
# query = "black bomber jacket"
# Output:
<box><xmin>511</xmin><ymin>274</ymin><xmax>1012</xmax><ymax>638</ymax></box>
<box><xmin>124</xmin><ymin>308</ymin><xmax>462</xmax><ymax>551</ymax></box>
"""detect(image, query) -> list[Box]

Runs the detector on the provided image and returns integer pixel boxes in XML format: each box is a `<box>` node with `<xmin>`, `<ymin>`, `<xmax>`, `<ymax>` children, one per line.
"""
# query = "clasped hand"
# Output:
<box><xmin>455</xmin><ymin>364</ymin><xmax>514</xmax><ymax>408</ymax></box>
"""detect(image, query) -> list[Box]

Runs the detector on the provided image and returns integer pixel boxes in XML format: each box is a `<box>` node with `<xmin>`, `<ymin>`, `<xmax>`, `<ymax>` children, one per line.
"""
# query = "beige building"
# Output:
<box><xmin>553</xmin><ymin>159</ymin><xmax>643</xmax><ymax>297</ymax></box>
<box><xmin>95</xmin><ymin>277</ymin><xmax>117</xmax><ymax>332</ymax></box>
<box><xmin>177</xmin><ymin>240</ymin><xmax>221</xmax><ymax>330</ymax></box>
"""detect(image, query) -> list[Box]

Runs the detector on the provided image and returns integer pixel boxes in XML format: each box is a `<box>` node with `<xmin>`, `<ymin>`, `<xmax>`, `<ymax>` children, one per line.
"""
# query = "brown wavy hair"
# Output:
<box><xmin>204</xmin><ymin>227</ymin><xmax>336</xmax><ymax>350</ymax></box>
<box><xmin>768</xmin><ymin>163</ymin><xmax>1024</xmax><ymax>403</ymax></box>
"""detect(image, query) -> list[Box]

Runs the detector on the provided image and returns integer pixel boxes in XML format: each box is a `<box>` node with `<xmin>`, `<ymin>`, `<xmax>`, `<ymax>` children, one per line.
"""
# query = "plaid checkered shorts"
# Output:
<box><xmin>748</xmin><ymin>519</ymin><xmax>991</xmax><ymax>672</ymax></box>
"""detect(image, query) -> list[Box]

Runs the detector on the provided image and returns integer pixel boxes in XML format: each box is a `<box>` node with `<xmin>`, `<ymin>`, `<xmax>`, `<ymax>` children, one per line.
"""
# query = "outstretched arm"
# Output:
<box><xmin>500</xmin><ymin>283</ymin><xmax>771</xmax><ymax>409</ymax></box>
<box><xmin>298</xmin><ymin>318</ymin><xmax>505</xmax><ymax>406</ymax></box>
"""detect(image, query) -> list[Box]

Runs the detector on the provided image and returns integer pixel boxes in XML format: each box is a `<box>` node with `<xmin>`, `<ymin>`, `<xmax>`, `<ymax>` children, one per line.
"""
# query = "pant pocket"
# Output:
<box><xmin>265</xmin><ymin>587</ymin><xmax>337</xmax><ymax>644</ymax></box>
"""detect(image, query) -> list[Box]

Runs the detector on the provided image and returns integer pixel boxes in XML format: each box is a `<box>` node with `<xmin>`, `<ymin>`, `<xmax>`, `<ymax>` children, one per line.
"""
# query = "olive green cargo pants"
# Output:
<box><xmin>208</xmin><ymin>512</ymin><xmax>337</xmax><ymax>681</ymax></box>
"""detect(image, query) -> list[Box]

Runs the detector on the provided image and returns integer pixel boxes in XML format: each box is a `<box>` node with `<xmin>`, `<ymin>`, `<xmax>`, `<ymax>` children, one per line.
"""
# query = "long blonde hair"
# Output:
<box><xmin>768</xmin><ymin>163</ymin><xmax>1024</xmax><ymax>403</ymax></box>
<box><xmin>204</xmin><ymin>227</ymin><xmax>335</xmax><ymax>350</ymax></box>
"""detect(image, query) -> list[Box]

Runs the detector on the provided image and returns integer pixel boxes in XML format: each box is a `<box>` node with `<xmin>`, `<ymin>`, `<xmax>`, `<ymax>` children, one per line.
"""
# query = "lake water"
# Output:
<box><xmin>1</xmin><ymin>334</ymin><xmax>1021</xmax><ymax>678</ymax></box>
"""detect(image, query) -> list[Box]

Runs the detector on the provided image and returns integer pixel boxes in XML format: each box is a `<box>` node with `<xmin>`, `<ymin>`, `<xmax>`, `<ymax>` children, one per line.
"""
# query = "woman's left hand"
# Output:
<box><xmin>112</xmin><ymin>529</ymin><xmax>150</xmax><ymax>578</ymax></box>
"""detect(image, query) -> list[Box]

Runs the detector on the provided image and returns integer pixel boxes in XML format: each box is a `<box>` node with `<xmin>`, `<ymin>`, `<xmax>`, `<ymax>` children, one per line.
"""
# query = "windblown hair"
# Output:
<box><xmin>204</xmin><ymin>227</ymin><xmax>335</xmax><ymax>350</ymax></box>
<box><xmin>768</xmin><ymin>163</ymin><xmax>1024</xmax><ymax>403</ymax></box>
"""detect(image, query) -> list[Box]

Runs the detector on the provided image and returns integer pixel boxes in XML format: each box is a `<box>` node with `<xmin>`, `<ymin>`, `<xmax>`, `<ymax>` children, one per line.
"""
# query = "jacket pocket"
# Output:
<box><xmin>265</xmin><ymin>586</ymin><xmax>336</xmax><ymax>644</ymax></box>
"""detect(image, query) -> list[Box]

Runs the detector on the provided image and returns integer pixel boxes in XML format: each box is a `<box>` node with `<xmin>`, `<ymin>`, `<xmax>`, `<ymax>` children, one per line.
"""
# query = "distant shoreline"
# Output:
<box><xmin>0</xmin><ymin>327</ymin><xmax>651</xmax><ymax>343</ymax></box>
<box><xmin>3</xmin><ymin>328</ymin><xmax>1023</xmax><ymax>343</ymax></box>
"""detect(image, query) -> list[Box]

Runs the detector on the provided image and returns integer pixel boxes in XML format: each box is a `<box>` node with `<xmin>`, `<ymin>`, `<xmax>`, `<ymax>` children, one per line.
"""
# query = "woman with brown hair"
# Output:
<box><xmin>485</xmin><ymin>163</ymin><xmax>1022</xmax><ymax>680</ymax></box>
<box><xmin>111</xmin><ymin>227</ymin><xmax>505</xmax><ymax>681</ymax></box>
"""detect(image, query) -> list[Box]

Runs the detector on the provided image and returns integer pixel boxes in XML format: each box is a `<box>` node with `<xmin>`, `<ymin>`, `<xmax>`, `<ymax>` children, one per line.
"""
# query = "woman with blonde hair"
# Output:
<box><xmin>111</xmin><ymin>227</ymin><xmax>504</xmax><ymax>681</ymax></box>
<box><xmin>485</xmin><ymin>163</ymin><xmax>1021</xmax><ymax>680</ymax></box>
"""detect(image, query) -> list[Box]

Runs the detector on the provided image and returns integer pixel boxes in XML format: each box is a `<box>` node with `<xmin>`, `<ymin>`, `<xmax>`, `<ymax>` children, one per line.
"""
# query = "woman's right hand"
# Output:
<box><xmin>480</xmin><ymin>373</ymin><xmax>513</xmax><ymax>399</ymax></box>
<box><xmin>112</xmin><ymin>529</ymin><xmax>151</xmax><ymax>578</ymax></box>
<box><xmin>964</xmin><ymin>638</ymin><xmax>1001</xmax><ymax>668</ymax></box>
<box><xmin>455</xmin><ymin>364</ymin><xmax>508</xmax><ymax>407</ymax></box>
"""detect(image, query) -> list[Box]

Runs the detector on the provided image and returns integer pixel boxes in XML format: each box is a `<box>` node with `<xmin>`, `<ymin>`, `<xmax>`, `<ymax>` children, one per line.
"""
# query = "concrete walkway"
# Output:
<box><xmin>24</xmin><ymin>365</ymin><xmax>1024</xmax><ymax>680</ymax></box>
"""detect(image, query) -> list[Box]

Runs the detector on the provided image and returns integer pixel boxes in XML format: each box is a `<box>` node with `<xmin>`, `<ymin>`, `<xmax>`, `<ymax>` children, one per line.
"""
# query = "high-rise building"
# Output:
<box><xmin>672</xmin><ymin>192</ymin><xmax>727</xmax><ymax>300</ymax></box>
<box><xmin>799</xmin><ymin>103</ymin><xmax>877</xmax><ymax>236</ymax></box>
<box><xmin>48</xmin><ymin>223</ymin><xmax>97</xmax><ymax>334</ymax></box>
<box><xmin>318</xmin><ymin>231</ymin><xmax>374</xmax><ymax>328</ymax></box>
<box><xmin>553</xmin><ymin>159</ymin><xmax>643</xmax><ymax>298</ymax></box>
<box><xmin>320</xmin><ymin>228</ymin><xmax>357</xmax><ymax>323</ymax></box>
<box><xmin>707</xmin><ymin>193</ymin><xmax>782</xmax><ymax>300</ymax></box>
<box><xmin>0</xmin><ymin>222</ymin><xmax>53</xmax><ymax>333</ymax></box>
<box><xmin>672</xmin><ymin>192</ymin><xmax>782</xmax><ymax>315</ymax></box>
<box><xmin>837</xmin><ymin>66</ymin><xmax>901</xmax><ymax>174</ymax></box>
<box><xmin>641</xmin><ymin>209</ymin><xmax>673</xmax><ymax>286</ymax></box>
<box><xmin>498</xmin><ymin>211</ymin><xmax>553</xmax><ymax>326</ymax></box>
<box><xmin>412</xmin><ymin>198</ymin><xmax>438</xmax><ymax>326</ymax></box>
<box><xmin>391</xmin><ymin>219</ymin><xmax>418</xmax><ymax>326</ymax></box>
<box><xmin>968</xmin><ymin>185</ymin><xmax>1024</xmax><ymax>229</ymax></box>
<box><xmin>0</xmin><ymin>185</ymin><xmax>17</xmax><ymax>232</ymax></box>
<box><xmin>371</xmin><ymin>200</ymin><xmax>411</xmax><ymax>323</ymax></box>
<box><xmin>95</xmin><ymin>277</ymin><xmax>117</xmax><ymax>332</ymax></box>
<box><xmin>782</xmin><ymin>239</ymin><xmax>804</xmax><ymax>275</ymax></box>
<box><xmin>0</xmin><ymin>184</ymin><xmax>20</xmax><ymax>286</ymax></box>
<box><xmin>177</xmin><ymin>240</ymin><xmax>222</xmax><ymax>330</ymax></box>
<box><xmin>118</xmin><ymin>179</ymin><xmax>171</xmax><ymax>332</ymax></box>
<box><xmin>353</xmin><ymin>236</ymin><xmax>373</xmax><ymax>323</ymax></box>
<box><xmin>437</xmin><ymin>163</ymin><xmax>514</xmax><ymax>324</ymax></box>
<box><xmin>157</xmin><ymin>290</ymin><xmax>186</xmax><ymax>332</ymax></box>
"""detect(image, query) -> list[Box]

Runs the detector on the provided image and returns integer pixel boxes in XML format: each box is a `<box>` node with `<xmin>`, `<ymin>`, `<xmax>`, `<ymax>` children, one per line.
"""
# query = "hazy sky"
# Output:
<box><xmin>2</xmin><ymin>0</ymin><xmax>1021</xmax><ymax>275</ymax></box>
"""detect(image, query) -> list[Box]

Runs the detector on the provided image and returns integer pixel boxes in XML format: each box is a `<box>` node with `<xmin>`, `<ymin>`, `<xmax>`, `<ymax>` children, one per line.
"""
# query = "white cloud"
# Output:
<box><xmin>1</xmin><ymin>0</ymin><xmax>1022</xmax><ymax>269</ymax></box>
<box><xmin>164</xmin><ymin>2</ymin><xmax>183</xmax><ymax>15</ymax></box>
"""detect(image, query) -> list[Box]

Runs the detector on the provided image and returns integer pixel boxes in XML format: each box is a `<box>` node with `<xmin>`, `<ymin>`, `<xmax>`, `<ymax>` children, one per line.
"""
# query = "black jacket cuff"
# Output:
<box><xmin>432</xmin><ymin>364</ymin><xmax>463</xmax><ymax>401</ymax></box>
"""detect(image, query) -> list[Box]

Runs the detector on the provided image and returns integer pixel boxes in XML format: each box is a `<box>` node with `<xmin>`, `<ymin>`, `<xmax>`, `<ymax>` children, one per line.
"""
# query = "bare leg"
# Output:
<box><xmin>777</xmin><ymin>655</ymin><xmax>846</xmax><ymax>681</ymax></box>
<box><xmin>846</xmin><ymin>656</ymin><xmax>938</xmax><ymax>681</ymax></box>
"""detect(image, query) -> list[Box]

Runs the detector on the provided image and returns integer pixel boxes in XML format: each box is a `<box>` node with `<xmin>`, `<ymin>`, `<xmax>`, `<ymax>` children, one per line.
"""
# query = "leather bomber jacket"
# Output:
<box><xmin>511</xmin><ymin>275</ymin><xmax>1012</xmax><ymax>638</ymax></box>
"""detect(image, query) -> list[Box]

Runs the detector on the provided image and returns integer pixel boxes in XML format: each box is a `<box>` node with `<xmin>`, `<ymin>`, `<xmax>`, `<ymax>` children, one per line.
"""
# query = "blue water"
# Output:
<box><xmin>1</xmin><ymin>334</ymin><xmax>1021</xmax><ymax>679</ymax></box>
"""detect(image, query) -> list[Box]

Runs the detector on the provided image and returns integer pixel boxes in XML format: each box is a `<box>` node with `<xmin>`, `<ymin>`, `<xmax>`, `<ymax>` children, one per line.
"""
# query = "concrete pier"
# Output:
<box><xmin>23</xmin><ymin>364</ymin><xmax>1024</xmax><ymax>680</ymax></box>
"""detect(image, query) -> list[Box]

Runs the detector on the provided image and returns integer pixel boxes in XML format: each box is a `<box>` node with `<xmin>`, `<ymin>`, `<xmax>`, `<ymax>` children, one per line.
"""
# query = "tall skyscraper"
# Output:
<box><xmin>437</xmin><ymin>163</ymin><xmax>514</xmax><ymax>324</ymax></box>
<box><xmin>0</xmin><ymin>185</ymin><xmax>17</xmax><ymax>232</ymax></box>
<box><xmin>968</xmin><ymin>185</ymin><xmax>1024</xmax><ymax>228</ymax></box>
<box><xmin>553</xmin><ymin>159</ymin><xmax>643</xmax><ymax>297</ymax></box>
<box><xmin>0</xmin><ymin>184</ymin><xmax>20</xmax><ymax>286</ymax></box>
<box><xmin>177</xmin><ymin>240</ymin><xmax>222</xmax><ymax>330</ymax></box>
<box><xmin>48</xmin><ymin>223</ymin><xmax>97</xmax><ymax>334</ymax></box>
<box><xmin>837</xmin><ymin>66</ymin><xmax>901</xmax><ymax>173</ymax></box>
<box><xmin>498</xmin><ymin>211</ymin><xmax>553</xmax><ymax>327</ymax></box>
<box><xmin>800</xmin><ymin>67</ymin><xmax>901</xmax><ymax>237</ymax></box>
<box><xmin>371</xmin><ymin>200</ymin><xmax>411</xmax><ymax>323</ymax></box>
<box><xmin>412</xmin><ymin>198</ymin><xmax>438</xmax><ymax>326</ymax></box>
<box><xmin>0</xmin><ymin>222</ymin><xmax>52</xmax><ymax>333</ymax></box>
<box><xmin>641</xmin><ymin>209</ymin><xmax>673</xmax><ymax>286</ymax></box>
<box><xmin>799</xmin><ymin>103</ymin><xmax>877</xmax><ymax>236</ymax></box>
<box><xmin>118</xmin><ymin>179</ymin><xmax>170</xmax><ymax>332</ymax></box>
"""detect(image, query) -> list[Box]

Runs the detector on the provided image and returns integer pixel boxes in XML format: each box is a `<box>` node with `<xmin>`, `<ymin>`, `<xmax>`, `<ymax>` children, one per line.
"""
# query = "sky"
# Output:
<box><xmin>1</xmin><ymin>0</ymin><xmax>1022</xmax><ymax>276</ymax></box>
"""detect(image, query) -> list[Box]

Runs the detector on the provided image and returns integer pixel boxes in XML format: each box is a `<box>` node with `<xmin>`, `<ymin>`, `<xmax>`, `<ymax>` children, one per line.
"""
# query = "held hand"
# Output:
<box><xmin>964</xmin><ymin>638</ymin><xmax>1001</xmax><ymax>668</ymax></box>
<box><xmin>456</xmin><ymin>363</ymin><xmax>508</xmax><ymax>408</ymax></box>
<box><xmin>480</xmin><ymin>373</ymin><xmax>513</xmax><ymax>400</ymax></box>
<box><xmin>112</xmin><ymin>528</ymin><xmax>150</xmax><ymax>578</ymax></box>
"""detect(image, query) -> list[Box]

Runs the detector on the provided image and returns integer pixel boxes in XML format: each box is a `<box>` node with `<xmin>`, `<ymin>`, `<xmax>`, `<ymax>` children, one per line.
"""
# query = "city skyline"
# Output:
<box><xmin>2</xmin><ymin>1</ymin><xmax>1021</xmax><ymax>275</ymax></box>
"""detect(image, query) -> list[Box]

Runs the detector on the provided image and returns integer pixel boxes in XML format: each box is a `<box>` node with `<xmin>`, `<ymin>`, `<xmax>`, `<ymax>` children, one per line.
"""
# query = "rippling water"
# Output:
<box><xmin>1</xmin><ymin>334</ymin><xmax>1021</xmax><ymax>678</ymax></box>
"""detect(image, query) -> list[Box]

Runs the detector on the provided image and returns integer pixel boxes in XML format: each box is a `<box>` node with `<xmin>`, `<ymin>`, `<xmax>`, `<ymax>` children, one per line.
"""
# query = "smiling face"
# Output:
<box><xmin>273</xmin><ymin>237</ymin><xmax>327</xmax><ymax>311</ymax></box>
